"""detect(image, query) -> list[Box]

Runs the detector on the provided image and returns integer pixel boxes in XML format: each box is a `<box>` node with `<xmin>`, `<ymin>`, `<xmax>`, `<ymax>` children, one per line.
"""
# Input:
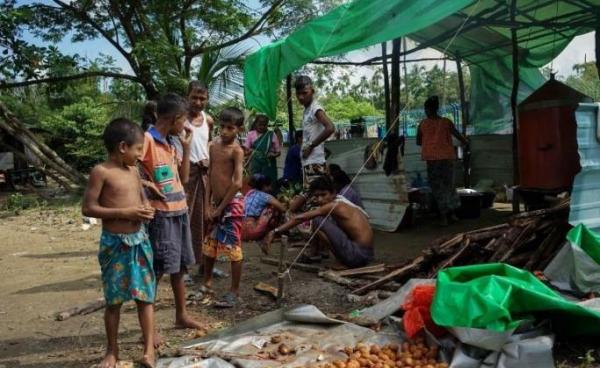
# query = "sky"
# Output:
<box><xmin>17</xmin><ymin>1</ymin><xmax>596</xmax><ymax>84</ymax></box>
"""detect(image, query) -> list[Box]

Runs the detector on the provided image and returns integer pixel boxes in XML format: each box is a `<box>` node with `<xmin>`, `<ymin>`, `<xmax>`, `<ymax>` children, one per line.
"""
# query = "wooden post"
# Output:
<box><xmin>381</xmin><ymin>42</ymin><xmax>391</xmax><ymax>128</ymax></box>
<box><xmin>286</xmin><ymin>75</ymin><xmax>295</xmax><ymax>145</ymax></box>
<box><xmin>277</xmin><ymin>235</ymin><xmax>288</xmax><ymax>306</ymax></box>
<box><xmin>456</xmin><ymin>55</ymin><xmax>471</xmax><ymax>188</ymax></box>
<box><xmin>596</xmin><ymin>25</ymin><xmax>600</xmax><ymax>81</ymax></box>
<box><xmin>390</xmin><ymin>38</ymin><xmax>401</xmax><ymax>135</ymax></box>
<box><xmin>510</xmin><ymin>0</ymin><xmax>520</xmax><ymax>186</ymax></box>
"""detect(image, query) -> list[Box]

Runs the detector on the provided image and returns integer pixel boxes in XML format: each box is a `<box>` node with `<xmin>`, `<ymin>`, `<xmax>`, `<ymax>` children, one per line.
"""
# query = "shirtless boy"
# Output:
<box><xmin>264</xmin><ymin>175</ymin><xmax>374</xmax><ymax>269</ymax></box>
<box><xmin>202</xmin><ymin>107</ymin><xmax>245</xmax><ymax>307</ymax></box>
<box><xmin>82</xmin><ymin>118</ymin><xmax>156</xmax><ymax>368</ymax></box>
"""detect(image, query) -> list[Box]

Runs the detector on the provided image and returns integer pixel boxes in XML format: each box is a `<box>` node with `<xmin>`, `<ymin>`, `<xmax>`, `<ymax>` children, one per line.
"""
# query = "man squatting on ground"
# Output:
<box><xmin>264</xmin><ymin>175</ymin><xmax>374</xmax><ymax>269</ymax></box>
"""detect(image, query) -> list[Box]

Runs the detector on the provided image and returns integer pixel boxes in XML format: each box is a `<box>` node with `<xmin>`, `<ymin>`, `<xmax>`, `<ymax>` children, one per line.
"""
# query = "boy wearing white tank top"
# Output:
<box><xmin>184</xmin><ymin>81</ymin><xmax>214</xmax><ymax>272</ymax></box>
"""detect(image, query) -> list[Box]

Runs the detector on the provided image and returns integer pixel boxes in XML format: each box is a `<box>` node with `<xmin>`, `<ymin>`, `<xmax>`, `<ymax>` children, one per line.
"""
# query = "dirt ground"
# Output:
<box><xmin>0</xmin><ymin>197</ymin><xmax>597</xmax><ymax>367</ymax></box>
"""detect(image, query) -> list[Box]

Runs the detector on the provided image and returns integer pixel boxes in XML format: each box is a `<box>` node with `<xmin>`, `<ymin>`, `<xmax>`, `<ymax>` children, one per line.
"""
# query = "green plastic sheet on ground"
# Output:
<box><xmin>244</xmin><ymin>0</ymin><xmax>599</xmax><ymax>133</ymax></box>
<box><xmin>568</xmin><ymin>224</ymin><xmax>600</xmax><ymax>265</ymax></box>
<box><xmin>431</xmin><ymin>263</ymin><xmax>600</xmax><ymax>336</ymax></box>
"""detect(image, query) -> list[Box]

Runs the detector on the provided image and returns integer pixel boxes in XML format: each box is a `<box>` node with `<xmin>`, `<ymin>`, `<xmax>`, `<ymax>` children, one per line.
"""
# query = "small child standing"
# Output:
<box><xmin>82</xmin><ymin>118</ymin><xmax>156</xmax><ymax>368</ymax></box>
<box><xmin>139</xmin><ymin>93</ymin><xmax>202</xmax><ymax>333</ymax></box>
<box><xmin>202</xmin><ymin>107</ymin><xmax>245</xmax><ymax>308</ymax></box>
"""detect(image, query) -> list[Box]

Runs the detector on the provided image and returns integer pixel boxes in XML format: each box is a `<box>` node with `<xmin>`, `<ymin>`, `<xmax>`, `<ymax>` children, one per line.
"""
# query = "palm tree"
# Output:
<box><xmin>196</xmin><ymin>46</ymin><xmax>248</xmax><ymax>106</ymax></box>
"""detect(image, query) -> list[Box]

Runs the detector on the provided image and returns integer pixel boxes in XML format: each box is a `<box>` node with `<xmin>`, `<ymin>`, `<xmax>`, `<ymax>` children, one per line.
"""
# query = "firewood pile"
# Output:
<box><xmin>320</xmin><ymin>201</ymin><xmax>571</xmax><ymax>297</ymax></box>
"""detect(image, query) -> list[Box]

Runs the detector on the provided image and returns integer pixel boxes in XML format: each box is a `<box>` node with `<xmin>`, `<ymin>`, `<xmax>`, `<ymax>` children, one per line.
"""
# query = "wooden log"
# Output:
<box><xmin>0</xmin><ymin>102</ymin><xmax>86</xmax><ymax>185</ymax></box>
<box><xmin>0</xmin><ymin>141</ymin><xmax>72</xmax><ymax>190</ymax></box>
<box><xmin>260</xmin><ymin>257</ymin><xmax>321</xmax><ymax>273</ymax></box>
<box><xmin>56</xmin><ymin>298</ymin><xmax>105</xmax><ymax>321</ymax></box>
<box><xmin>351</xmin><ymin>255</ymin><xmax>426</xmax><ymax>295</ymax></box>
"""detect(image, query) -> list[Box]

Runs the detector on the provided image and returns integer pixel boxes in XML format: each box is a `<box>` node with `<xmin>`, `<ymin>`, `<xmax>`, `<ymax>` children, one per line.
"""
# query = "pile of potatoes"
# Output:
<box><xmin>313</xmin><ymin>340</ymin><xmax>448</xmax><ymax>368</ymax></box>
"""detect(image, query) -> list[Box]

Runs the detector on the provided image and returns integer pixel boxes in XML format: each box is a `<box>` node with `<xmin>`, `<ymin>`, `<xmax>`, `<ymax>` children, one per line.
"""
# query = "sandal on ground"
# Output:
<box><xmin>188</xmin><ymin>285</ymin><xmax>214</xmax><ymax>300</ymax></box>
<box><xmin>213</xmin><ymin>292</ymin><xmax>240</xmax><ymax>308</ymax></box>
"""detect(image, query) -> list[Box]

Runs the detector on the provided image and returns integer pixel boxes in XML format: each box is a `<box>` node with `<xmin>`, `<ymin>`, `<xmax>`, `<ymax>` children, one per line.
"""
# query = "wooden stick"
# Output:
<box><xmin>431</xmin><ymin>238</ymin><xmax>472</xmax><ymax>276</ymax></box>
<box><xmin>56</xmin><ymin>298</ymin><xmax>105</xmax><ymax>321</ymax></box>
<box><xmin>511</xmin><ymin>201</ymin><xmax>570</xmax><ymax>220</ymax></box>
<box><xmin>277</xmin><ymin>235</ymin><xmax>288</xmax><ymax>305</ymax></box>
<box><xmin>351</xmin><ymin>256</ymin><xmax>425</xmax><ymax>295</ymax></box>
<box><xmin>319</xmin><ymin>270</ymin><xmax>360</xmax><ymax>287</ymax></box>
<box><xmin>333</xmin><ymin>264</ymin><xmax>386</xmax><ymax>277</ymax></box>
<box><xmin>499</xmin><ymin>223</ymin><xmax>536</xmax><ymax>262</ymax></box>
<box><xmin>523</xmin><ymin>228</ymin><xmax>560</xmax><ymax>270</ymax></box>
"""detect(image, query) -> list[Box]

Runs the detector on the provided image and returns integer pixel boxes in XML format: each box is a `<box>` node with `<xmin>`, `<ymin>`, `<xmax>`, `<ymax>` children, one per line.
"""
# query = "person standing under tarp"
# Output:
<box><xmin>184</xmin><ymin>81</ymin><xmax>213</xmax><ymax>269</ymax></box>
<box><xmin>417</xmin><ymin>96</ymin><xmax>468</xmax><ymax>226</ymax></box>
<box><xmin>294</xmin><ymin>76</ymin><xmax>335</xmax><ymax>189</ymax></box>
<box><xmin>244</xmin><ymin>114</ymin><xmax>281</xmax><ymax>185</ymax></box>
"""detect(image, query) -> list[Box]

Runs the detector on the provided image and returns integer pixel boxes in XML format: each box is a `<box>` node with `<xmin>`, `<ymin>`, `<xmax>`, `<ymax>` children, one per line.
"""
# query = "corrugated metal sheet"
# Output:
<box><xmin>569</xmin><ymin>103</ymin><xmax>600</xmax><ymax>231</ymax></box>
<box><xmin>326</xmin><ymin>140</ymin><xmax>409</xmax><ymax>232</ymax></box>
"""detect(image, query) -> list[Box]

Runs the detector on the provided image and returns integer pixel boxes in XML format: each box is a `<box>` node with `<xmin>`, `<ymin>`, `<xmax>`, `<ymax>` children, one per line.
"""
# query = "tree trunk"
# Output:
<box><xmin>381</xmin><ymin>42</ymin><xmax>391</xmax><ymax>127</ymax></box>
<box><xmin>0</xmin><ymin>103</ymin><xmax>85</xmax><ymax>186</ymax></box>
<box><xmin>390</xmin><ymin>38</ymin><xmax>401</xmax><ymax>134</ymax></box>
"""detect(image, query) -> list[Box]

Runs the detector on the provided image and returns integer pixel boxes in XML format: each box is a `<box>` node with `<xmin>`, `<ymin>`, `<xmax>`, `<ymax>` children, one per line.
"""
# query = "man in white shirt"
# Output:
<box><xmin>185</xmin><ymin>81</ymin><xmax>213</xmax><ymax>270</ymax></box>
<box><xmin>294</xmin><ymin>76</ymin><xmax>335</xmax><ymax>189</ymax></box>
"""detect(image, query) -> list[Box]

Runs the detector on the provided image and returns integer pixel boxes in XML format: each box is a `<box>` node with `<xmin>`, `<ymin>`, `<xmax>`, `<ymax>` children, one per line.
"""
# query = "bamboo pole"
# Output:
<box><xmin>510</xmin><ymin>0</ymin><xmax>520</xmax><ymax>186</ymax></box>
<box><xmin>456</xmin><ymin>55</ymin><xmax>471</xmax><ymax>188</ymax></box>
<box><xmin>277</xmin><ymin>235</ymin><xmax>288</xmax><ymax>306</ymax></box>
<box><xmin>286</xmin><ymin>75</ymin><xmax>295</xmax><ymax>144</ymax></box>
<box><xmin>390</xmin><ymin>38</ymin><xmax>401</xmax><ymax>134</ymax></box>
<box><xmin>381</xmin><ymin>42</ymin><xmax>391</xmax><ymax>128</ymax></box>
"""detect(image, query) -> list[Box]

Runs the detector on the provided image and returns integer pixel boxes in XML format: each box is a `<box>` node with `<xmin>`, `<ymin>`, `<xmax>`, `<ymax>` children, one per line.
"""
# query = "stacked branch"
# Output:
<box><xmin>0</xmin><ymin>102</ymin><xmax>86</xmax><ymax>190</ymax></box>
<box><xmin>323</xmin><ymin>202</ymin><xmax>570</xmax><ymax>296</ymax></box>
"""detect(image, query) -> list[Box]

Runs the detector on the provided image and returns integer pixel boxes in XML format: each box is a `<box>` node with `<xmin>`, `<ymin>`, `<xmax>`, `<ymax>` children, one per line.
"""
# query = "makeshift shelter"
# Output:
<box><xmin>243</xmin><ymin>0</ymin><xmax>599</xmax><ymax>134</ymax></box>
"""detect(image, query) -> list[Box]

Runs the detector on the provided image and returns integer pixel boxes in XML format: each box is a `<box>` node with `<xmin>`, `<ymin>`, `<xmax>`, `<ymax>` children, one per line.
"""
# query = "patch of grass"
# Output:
<box><xmin>558</xmin><ymin>350</ymin><xmax>598</xmax><ymax>368</ymax></box>
<box><xmin>2</xmin><ymin>193</ymin><xmax>46</xmax><ymax>214</ymax></box>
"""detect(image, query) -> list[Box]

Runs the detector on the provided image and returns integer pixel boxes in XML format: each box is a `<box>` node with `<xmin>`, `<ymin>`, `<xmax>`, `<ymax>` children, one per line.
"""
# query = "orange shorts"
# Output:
<box><xmin>202</xmin><ymin>238</ymin><xmax>243</xmax><ymax>262</ymax></box>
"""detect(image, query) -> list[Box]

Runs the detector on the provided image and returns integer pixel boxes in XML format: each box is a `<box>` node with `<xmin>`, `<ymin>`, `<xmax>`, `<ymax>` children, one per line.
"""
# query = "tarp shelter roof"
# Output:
<box><xmin>244</xmin><ymin>0</ymin><xmax>600</xmax><ymax>134</ymax></box>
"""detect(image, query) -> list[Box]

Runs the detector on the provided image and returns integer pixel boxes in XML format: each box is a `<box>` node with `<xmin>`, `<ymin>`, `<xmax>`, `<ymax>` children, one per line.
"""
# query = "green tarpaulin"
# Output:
<box><xmin>431</xmin><ymin>263</ymin><xmax>600</xmax><ymax>336</ymax></box>
<box><xmin>569</xmin><ymin>223</ymin><xmax>600</xmax><ymax>265</ymax></box>
<box><xmin>244</xmin><ymin>0</ymin><xmax>599</xmax><ymax>133</ymax></box>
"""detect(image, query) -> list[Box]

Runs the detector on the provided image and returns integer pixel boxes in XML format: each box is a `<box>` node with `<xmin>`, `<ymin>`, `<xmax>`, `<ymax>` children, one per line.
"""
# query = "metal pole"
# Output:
<box><xmin>277</xmin><ymin>235</ymin><xmax>288</xmax><ymax>306</ymax></box>
<box><xmin>510</xmin><ymin>0</ymin><xmax>520</xmax><ymax>186</ymax></box>
<box><xmin>286</xmin><ymin>75</ymin><xmax>295</xmax><ymax>145</ymax></box>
